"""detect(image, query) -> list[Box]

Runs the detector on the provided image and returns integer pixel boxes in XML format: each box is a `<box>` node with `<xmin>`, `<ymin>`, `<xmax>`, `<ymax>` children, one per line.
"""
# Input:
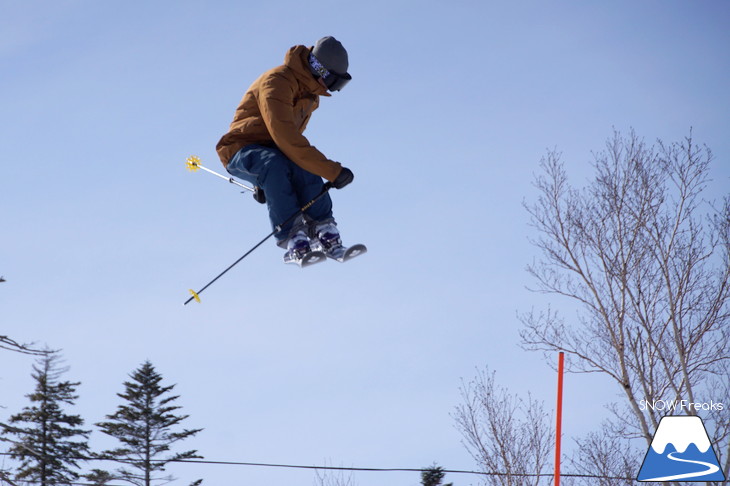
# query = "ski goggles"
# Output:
<box><xmin>309</xmin><ymin>53</ymin><xmax>352</xmax><ymax>92</ymax></box>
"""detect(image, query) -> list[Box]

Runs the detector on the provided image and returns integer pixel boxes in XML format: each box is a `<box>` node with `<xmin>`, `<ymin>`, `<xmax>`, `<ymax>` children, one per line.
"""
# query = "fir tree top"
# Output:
<box><xmin>95</xmin><ymin>360</ymin><xmax>202</xmax><ymax>486</ymax></box>
<box><xmin>3</xmin><ymin>351</ymin><xmax>90</xmax><ymax>485</ymax></box>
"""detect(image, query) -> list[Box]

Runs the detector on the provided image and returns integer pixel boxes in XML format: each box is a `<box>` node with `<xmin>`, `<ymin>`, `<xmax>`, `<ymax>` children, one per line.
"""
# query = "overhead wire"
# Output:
<box><xmin>0</xmin><ymin>452</ymin><xmax>636</xmax><ymax>481</ymax></box>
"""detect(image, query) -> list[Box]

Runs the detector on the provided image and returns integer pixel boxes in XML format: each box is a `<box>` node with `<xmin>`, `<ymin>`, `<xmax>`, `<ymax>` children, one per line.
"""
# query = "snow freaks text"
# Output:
<box><xmin>639</xmin><ymin>399</ymin><xmax>725</xmax><ymax>412</ymax></box>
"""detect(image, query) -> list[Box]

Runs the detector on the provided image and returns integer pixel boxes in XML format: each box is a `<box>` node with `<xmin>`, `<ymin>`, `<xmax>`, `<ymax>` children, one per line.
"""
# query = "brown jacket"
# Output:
<box><xmin>216</xmin><ymin>45</ymin><xmax>343</xmax><ymax>182</ymax></box>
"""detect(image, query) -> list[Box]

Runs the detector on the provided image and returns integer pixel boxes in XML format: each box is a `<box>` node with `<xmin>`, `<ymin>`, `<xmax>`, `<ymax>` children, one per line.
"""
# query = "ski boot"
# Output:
<box><xmin>283</xmin><ymin>231</ymin><xmax>326</xmax><ymax>267</ymax></box>
<box><xmin>312</xmin><ymin>223</ymin><xmax>367</xmax><ymax>263</ymax></box>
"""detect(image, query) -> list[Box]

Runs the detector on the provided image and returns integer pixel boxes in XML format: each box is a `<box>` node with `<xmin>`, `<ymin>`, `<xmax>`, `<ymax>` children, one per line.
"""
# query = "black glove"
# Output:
<box><xmin>333</xmin><ymin>167</ymin><xmax>354</xmax><ymax>189</ymax></box>
<box><xmin>253</xmin><ymin>186</ymin><xmax>266</xmax><ymax>204</ymax></box>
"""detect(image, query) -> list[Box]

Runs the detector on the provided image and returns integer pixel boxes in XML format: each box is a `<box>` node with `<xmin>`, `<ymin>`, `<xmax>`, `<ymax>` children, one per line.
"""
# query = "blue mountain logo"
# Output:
<box><xmin>637</xmin><ymin>415</ymin><xmax>726</xmax><ymax>482</ymax></box>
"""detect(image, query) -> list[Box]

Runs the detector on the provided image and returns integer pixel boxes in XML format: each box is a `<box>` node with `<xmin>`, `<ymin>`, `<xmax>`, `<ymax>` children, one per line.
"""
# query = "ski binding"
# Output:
<box><xmin>283</xmin><ymin>249</ymin><xmax>327</xmax><ymax>268</ymax></box>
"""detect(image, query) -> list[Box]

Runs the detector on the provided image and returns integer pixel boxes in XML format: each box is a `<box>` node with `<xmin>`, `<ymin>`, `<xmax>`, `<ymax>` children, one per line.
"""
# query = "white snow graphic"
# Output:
<box><xmin>642</xmin><ymin>451</ymin><xmax>721</xmax><ymax>481</ymax></box>
<box><xmin>650</xmin><ymin>415</ymin><xmax>711</xmax><ymax>454</ymax></box>
<box><xmin>637</xmin><ymin>415</ymin><xmax>726</xmax><ymax>482</ymax></box>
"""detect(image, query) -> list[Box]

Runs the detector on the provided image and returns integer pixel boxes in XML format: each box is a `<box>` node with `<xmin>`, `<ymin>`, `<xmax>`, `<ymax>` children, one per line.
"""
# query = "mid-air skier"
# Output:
<box><xmin>216</xmin><ymin>36</ymin><xmax>360</xmax><ymax>266</ymax></box>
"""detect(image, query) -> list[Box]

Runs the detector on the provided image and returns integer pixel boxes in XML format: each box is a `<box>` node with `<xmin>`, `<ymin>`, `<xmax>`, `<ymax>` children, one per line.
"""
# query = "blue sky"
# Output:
<box><xmin>2</xmin><ymin>1</ymin><xmax>729</xmax><ymax>485</ymax></box>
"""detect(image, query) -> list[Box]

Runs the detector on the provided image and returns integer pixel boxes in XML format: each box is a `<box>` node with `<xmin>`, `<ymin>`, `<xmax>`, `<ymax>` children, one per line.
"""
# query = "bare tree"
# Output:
<box><xmin>521</xmin><ymin>129</ymin><xmax>730</xmax><ymax>483</ymax></box>
<box><xmin>0</xmin><ymin>335</ymin><xmax>47</xmax><ymax>356</ymax></box>
<box><xmin>564</xmin><ymin>424</ymin><xmax>641</xmax><ymax>486</ymax></box>
<box><xmin>454</xmin><ymin>367</ymin><xmax>554</xmax><ymax>486</ymax></box>
<box><xmin>313</xmin><ymin>461</ymin><xmax>358</xmax><ymax>486</ymax></box>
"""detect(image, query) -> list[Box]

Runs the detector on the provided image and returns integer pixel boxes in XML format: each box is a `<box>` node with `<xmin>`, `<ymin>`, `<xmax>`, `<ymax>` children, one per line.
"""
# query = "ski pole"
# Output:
<box><xmin>187</xmin><ymin>155</ymin><xmax>266</xmax><ymax>203</ymax></box>
<box><xmin>186</xmin><ymin>155</ymin><xmax>255</xmax><ymax>192</ymax></box>
<box><xmin>184</xmin><ymin>182</ymin><xmax>333</xmax><ymax>305</ymax></box>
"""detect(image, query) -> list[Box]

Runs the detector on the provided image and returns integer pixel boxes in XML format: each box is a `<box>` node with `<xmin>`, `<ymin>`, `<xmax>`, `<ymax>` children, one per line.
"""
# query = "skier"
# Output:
<box><xmin>216</xmin><ymin>36</ymin><xmax>356</xmax><ymax>265</ymax></box>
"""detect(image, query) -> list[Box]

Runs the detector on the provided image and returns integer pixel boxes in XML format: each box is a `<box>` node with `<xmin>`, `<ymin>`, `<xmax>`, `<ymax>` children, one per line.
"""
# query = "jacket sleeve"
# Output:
<box><xmin>256</xmin><ymin>73</ymin><xmax>342</xmax><ymax>182</ymax></box>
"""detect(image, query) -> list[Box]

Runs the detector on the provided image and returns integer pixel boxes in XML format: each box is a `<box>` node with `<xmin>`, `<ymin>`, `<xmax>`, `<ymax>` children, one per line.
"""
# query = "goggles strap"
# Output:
<box><xmin>309</xmin><ymin>53</ymin><xmax>331</xmax><ymax>79</ymax></box>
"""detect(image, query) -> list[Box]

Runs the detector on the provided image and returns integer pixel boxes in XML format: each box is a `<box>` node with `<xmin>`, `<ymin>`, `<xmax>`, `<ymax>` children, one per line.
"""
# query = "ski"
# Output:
<box><xmin>322</xmin><ymin>243</ymin><xmax>367</xmax><ymax>263</ymax></box>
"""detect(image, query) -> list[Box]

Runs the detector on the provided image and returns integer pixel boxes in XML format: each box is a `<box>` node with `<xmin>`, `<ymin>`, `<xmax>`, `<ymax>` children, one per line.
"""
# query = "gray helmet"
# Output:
<box><xmin>312</xmin><ymin>36</ymin><xmax>348</xmax><ymax>73</ymax></box>
<box><xmin>310</xmin><ymin>36</ymin><xmax>352</xmax><ymax>91</ymax></box>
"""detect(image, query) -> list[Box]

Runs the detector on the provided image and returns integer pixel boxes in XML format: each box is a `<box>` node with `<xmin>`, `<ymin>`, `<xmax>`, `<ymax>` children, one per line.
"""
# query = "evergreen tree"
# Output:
<box><xmin>95</xmin><ymin>361</ymin><xmax>203</xmax><ymax>486</ymax></box>
<box><xmin>421</xmin><ymin>465</ymin><xmax>453</xmax><ymax>486</ymax></box>
<box><xmin>2</xmin><ymin>351</ymin><xmax>90</xmax><ymax>485</ymax></box>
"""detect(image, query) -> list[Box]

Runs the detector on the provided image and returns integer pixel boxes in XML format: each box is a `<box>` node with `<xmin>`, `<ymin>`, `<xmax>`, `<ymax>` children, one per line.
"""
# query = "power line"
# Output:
<box><xmin>168</xmin><ymin>458</ymin><xmax>634</xmax><ymax>480</ymax></box>
<box><xmin>1</xmin><ymin>480</ymin><xmax>125</xmax><ymax>486</ymax></box>
<box><xmin>0</xmin><ymin>452</ymin><xmax>635</xmax><ymax>481</ymax></box>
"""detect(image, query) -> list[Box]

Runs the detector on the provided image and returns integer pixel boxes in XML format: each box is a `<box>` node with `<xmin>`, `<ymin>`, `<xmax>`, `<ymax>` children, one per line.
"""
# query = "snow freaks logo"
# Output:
<box><xmin>637</xmin><ymin>415</ymin><xmax>726</xmax><ymax>482</ymax></box>
<box><xmin>639</xmin><ymin>399</ymin><xmax>724</xmax><ymax>412</ymax></box>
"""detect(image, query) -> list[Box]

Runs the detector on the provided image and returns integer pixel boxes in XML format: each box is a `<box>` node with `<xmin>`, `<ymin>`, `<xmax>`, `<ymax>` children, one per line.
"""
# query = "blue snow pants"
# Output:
<box><xmin>226</xmin><ymin>144</ymin><xmax>334</xmax><ymax>246</ymax></box>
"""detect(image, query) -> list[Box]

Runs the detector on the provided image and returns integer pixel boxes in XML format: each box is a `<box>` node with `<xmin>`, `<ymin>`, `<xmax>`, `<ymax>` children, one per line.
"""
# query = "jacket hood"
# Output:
<box><xmin>284</xmin><ymin>45</ymin><xmax>331</xmax><ymax>97</ymax></box>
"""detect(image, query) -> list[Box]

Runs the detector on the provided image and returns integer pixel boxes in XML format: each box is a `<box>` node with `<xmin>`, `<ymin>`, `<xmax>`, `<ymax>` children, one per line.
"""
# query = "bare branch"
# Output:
<box><xmin>0</xmin><ymin>336</ymin><xmax>49</xmax><ymax>356</ymax></box>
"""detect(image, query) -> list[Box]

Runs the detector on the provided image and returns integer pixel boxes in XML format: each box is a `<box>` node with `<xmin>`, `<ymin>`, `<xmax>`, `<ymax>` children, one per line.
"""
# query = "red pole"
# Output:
<box><xmin>554</xmin><ymin>352</ymin><xmax>565</xmax><ymax>486</ymax></box>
